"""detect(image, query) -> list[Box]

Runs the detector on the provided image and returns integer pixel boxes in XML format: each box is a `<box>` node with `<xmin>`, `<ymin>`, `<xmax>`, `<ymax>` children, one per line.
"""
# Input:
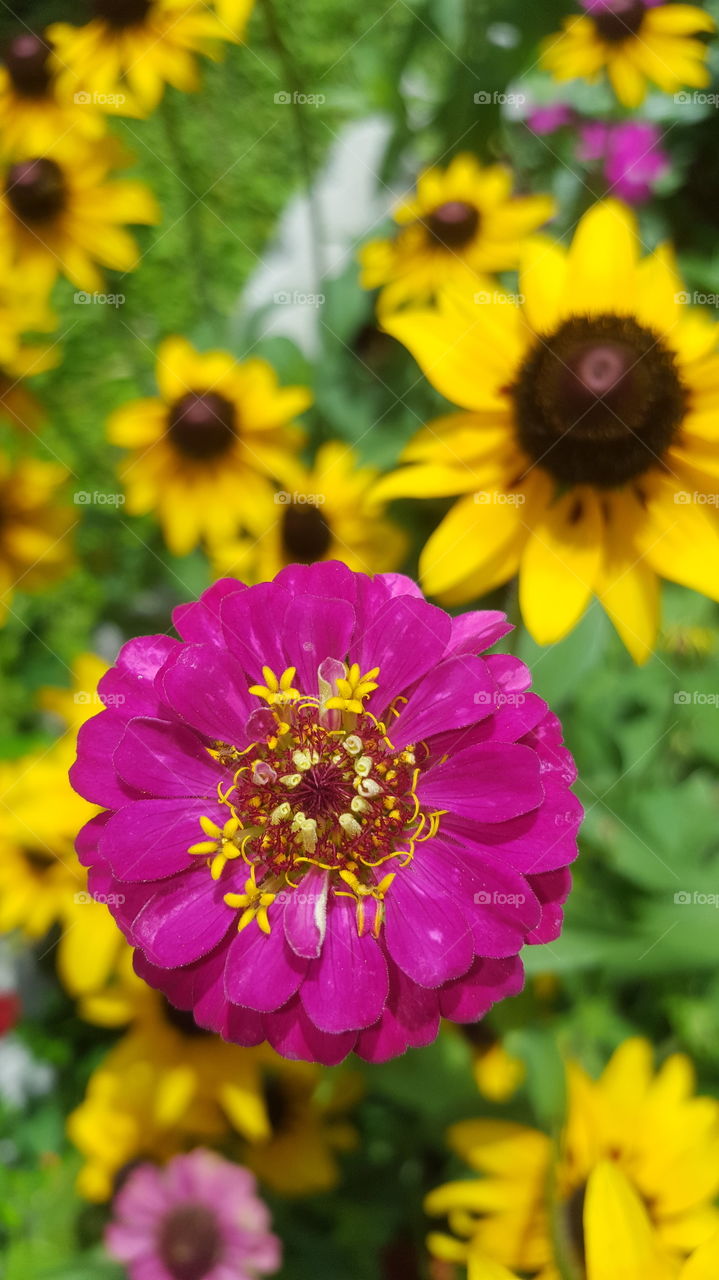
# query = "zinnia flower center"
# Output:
<box><xmin>6</xmin><ymin>158</ymin><xmax>65</xmax><ymax>223</ymax></box>
<box><xmin>157</xmin><ymin>1204</ymin><xmax>222</xmax><ymax>1280</ymax></box>
<box><xmin>191</xmin><ymin>665</ymin><xmax>440</xmax><ymax>939</ymax></box>
<box><xmin>93</xmin><ymin>0</ymin><xmax>153</xmax><ymax>28</ymax></box>
<box><xmin>281</xmin><ymin>501</ymin><xmax>332</xmax><ymax>563</ymax></box>
<box><xmin>168</xmin><ymin>392</ymin><xmax>237</xmax><ymax>460</ymax></box>
<box><xmin>425</xmin><ymin>200</ymin><xmax>480</xmax><ymax>248</ymax></box>
<box><xmin>592</xmin><ymin>0</ymin><xmax>646</xmax><ymax>42</ymax></box>
<box><xmin>513</xmin><ymin>313</ymin><xmax>686</xmax><ymax>487</ymax></box>
<box><xmin>5</xmin><ymin>34</ymin><xmax>53</xmax><ymax>96</ymax></box>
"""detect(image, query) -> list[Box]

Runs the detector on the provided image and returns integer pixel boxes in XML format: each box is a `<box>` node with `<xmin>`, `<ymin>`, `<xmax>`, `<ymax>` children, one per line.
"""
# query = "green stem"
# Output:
<box><xmin>159</xmin><ymin>91</ymin><xmax>213</xmax><ymax>319</ymax></box>
<box><xmin>259</xmin><ymin>0</ymin><xmax>325</xmax><ymax>319</ymax></box>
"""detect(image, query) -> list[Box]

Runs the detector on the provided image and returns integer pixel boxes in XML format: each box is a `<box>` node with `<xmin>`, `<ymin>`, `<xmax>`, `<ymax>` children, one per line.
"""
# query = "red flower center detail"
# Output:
<box><xmin>6</xmin><ymin>158</ymin><xmax>65</xmax><ymax>223</ymax></box>
<box><xmin>593</xmin><ymin>0</ymin><xmax>646</xmax><ymax>43</ymax></box>
<box><xmin>425</xmin><ymin>200</ymin><xmax>480</xmax><ymax>249</ymax></box>
<box><xmin>190</xmin><ymin>664</ymin><xmax>440</xmax><ymax>939</ymax></box>
<box><xmin>5</xmin><ymin>34</ymin><xmax>53</xmax><ymax>97</ymax></box>
<box><xmin>157</xmin><ymin>1203</ymin><xmax>222</xmax><ymax>1280</ymax></box>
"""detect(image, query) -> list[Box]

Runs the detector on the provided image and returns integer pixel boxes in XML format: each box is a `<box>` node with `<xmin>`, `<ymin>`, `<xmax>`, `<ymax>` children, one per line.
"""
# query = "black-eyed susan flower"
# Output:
<box><xmin>108</xmin><ymin>337</ymin><xmax>312</xmax><ymax>556</ymax></box>
<box><xmin>0</xmin><ymin>32</ymin><xmax>108</xmax><ymax>153</ymax></box>
<box><xmin>542</xmin><ymin>0</ymin><xmax>715</xmax><ymax>109</ymax></box>
<box><xmin>359</xmin><ymin>153</ymin><xmax>555</xmax><ymax>314</ymax></box>
<box><xmin>378</xmin><ymin>200</ymin><xmax>719</xmax><ymax>662</ymax></box>
<box><xmin>428</xmin><ymin>1038</ymin><xmax>719</xmax><ymax>1279</ymax></box>
<box><xmin>0</xmin><ymin>459</ymin><xmax>73</xmax><ymax>620</ymax></box>
<box><xmin>210</xmin><ymin>441</ymin><xmax>407</xmax><ymax>581</ymax></box>
<box><xmin>0</xmin><ymin>137</ymin><xmax>160</xmax><ymax>301</ymax></box>
<box><xmin>49</xmin><ymin>0</ymin><xmax>238</xmax><ymax>117</ymax></box>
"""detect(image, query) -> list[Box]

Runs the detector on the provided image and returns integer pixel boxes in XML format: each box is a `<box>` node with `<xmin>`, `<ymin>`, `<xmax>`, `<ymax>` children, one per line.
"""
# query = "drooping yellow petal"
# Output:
<box><xmin>519</xmin><ymin>487</ymin><xmax>604</xmax><ymax>645</ymax></box>
<box><xmin>597</xmin><ymin>491</ymin><xmax>659</xmax><ymax>664</ymax></box>
<box><xmin>584</xmin><ymin>1161</ymin><xmax>675</xmax><ymax>1280</ymax></box>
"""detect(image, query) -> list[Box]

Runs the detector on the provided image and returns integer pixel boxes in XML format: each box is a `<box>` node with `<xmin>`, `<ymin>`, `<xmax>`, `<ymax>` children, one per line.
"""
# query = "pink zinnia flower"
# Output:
<box><xmin>105</xmin><ymin>1150</ymin><xmax>281</xmax><ymax>1280</ymax></box>
<box><xmin>71</xmin><ymin>563</ymin><xmax>581</xmax><ymax>1065</ymax></box>
<box><xmin>578</xmin><ymin>119</ymin><xmax>669</xmax><ymax>204</ymax></box>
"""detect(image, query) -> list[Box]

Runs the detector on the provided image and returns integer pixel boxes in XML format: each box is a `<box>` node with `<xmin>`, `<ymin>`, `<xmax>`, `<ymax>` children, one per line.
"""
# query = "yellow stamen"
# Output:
<box><xmin>224</xmin><ymin>866</ymin><xmax>276</xmax><ymax>934</ymax></box>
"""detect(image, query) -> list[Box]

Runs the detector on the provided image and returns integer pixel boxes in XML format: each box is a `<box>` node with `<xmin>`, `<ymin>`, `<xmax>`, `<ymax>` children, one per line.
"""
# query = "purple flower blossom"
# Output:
<box><xmin>578</xmin><ymin>119</ymin><xmax>669</xmax><ymax>204</ymax></box>
<box><xmin>71</xmin><ymin>563</ymin><xmax>581</xmax><ymax>1065</ymax></box>
<box><xmin>105</xmin><ymin>1150</ymin><xmax>281</xmax><ymax>1280</ymax></box>
<box><xmin>527</xmin><ymin>103</ymin><xmax>576</xmax><ymax>136</ymax></box>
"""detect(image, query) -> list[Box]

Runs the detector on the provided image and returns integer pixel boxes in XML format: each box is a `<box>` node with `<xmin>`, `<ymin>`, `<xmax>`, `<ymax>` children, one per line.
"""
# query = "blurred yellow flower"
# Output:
<box><xmin>359</xmin><ymin>153</ymin><xmax>554</xmax><ymax>315</ymax></box>
<box><xmin>49</xmin><ymin>0</ymin><xmax>239</xmax><ymax>116</ymax></box>
<box><xmin>461</xmin><ymin>1026</ymin><xmax>526</xmax><ymax>1104</ymax></box>
<box><xmin>0</xmin><ymin>32</ymin><xmax>110</xmax><ymax>153</ymax></box>
<box><xmin>542</xmin><ymin>2</ymin><xmax>715</xmax><ymax>109</ymax></box>
<box><xmin>213</xmin><ymin>0</ymin><xmax>255</xmax><ymax>35</ymax></box>
<box><xmin>0</xmin><ymin>459</ymin><xmax>74</xmax><ymax>621</ymax></box>
<box><xmin>427</xmin><ymin>1038</ymin><xmax>719</xmax><ymax>1280</ymax></box>
<box><xmin>71</xmin><ymin>957</ymin><xmax>360</xmax><ymax>1201</ymax></box>
<box><xmin>0</xmin><ymin>137</ymin><xmax>160</xmax><ymax>300</ymax></box>
<box><xmin>0</xmin><ymin>655</ymin><xmax>129</xmax><ymax>997</ymax></box>
<box><xmin>109</xmin><ymin>336</ymin><xmax>312</xmax><ymax>556</ymax></box>
<box><xmin>379</xmin><ymin>200</ymin><xmax>719</xmax><ymax>662</ymax></box>
<box><xmin>211</xmin><ymin>441</ymin><xmax>406</xmax><ymax>581</ymax></box>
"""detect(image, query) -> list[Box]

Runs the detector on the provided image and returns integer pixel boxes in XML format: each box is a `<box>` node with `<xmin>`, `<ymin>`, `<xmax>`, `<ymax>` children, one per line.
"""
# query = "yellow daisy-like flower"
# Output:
<box><xmin>108</xmin><ymin>336</ymin><xmax>312</xmax><ymax>556</ymax></box>
<box><xmin>359</xmin><ymin>153</ymin><xmax>555</xmax><ymax>315</ymax></box>
<box><xmin>0</xmin><ymin>32</ymin><xmax>110</xmax><ymax>153</ymax></box>
<box><xmin>71</xmin><ymin>956</ymin><xmax>359</xmax><ymax>1201</ymax></box>
<box><xmin>378</xmin><ymin>200</ymin><xmax>719</xmax><ymax>662</ymax></box>
<box><xmin>0</xmin><ymin>655</ymin><xmax>129</xmax><ymax>996</ymax></box>
<box><xmin>211</xmin><ymin>441</ymin><xmax>407</xmax><ymax>581</ymax></box>
<box><xmin>427</xmin><ymin>1038</ymin><xmax>719</xmax><ymax>1280</ymax></box>
<box><xmin>49</xmin><ymin>0</ymin><xmax>238</xmax><ymax>116</ymax></box>
<box><xmin>541</xmin><ymin>1</ymin><xmax>715</xmax><ymax>109</ymax></box>
<box><xmin>0</xmin><ymin>459</ymin><xmax>74</xmax><ymax>621</ymax></box>
<box><xmin>0</xmin><ymin>136</ymin><xmax>160</xmax><ymax>301</ymax></box>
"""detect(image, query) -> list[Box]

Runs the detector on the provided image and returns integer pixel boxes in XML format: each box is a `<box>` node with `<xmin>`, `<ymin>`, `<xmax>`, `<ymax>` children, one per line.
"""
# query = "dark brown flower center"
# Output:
<box><xmin>93</xmin><ymin>0</ymin><xmax>153</xmax><ymax>27</ymax></box>
<box><xmin>263</xmin><ymin>1075</ymin><xmax>297</xmax><ymax>1135</ymax></box>
<box><xmin>4</xmin><ymin>34</ymin><xmax>53</xmax><ymax>96</ymax></box>
<box><xmin>157</xmin><ymin>1204</ymin><xmax>222</xmax><ymax>1280</ymax></box>
<box><xmin>513</xmin><ymin>314</ymin><xmax>686</xmax><ymax>487</ymax></box>
<box><xmin>168</xmin><ymin>392</ymin><xmax>237</xmax><ymax>461</ymax></box>
<box><xmin>281</xmin><ymin>501</ymin><xmax>332</xmax><ymax>563</ymax></box>
<box><xmin>6</xmin><ymin>158</ymin><xmax>65</xmax><ymax>223</ymax></box>
<box><xmin>593</xmin><ymin>0</ymin><xmax>646</xmax><ymax>43</ymax></box>
<box><xmin>425</xmin><ymin>200</ymin><xmax>480</xmax><ymax>249</ymax></box>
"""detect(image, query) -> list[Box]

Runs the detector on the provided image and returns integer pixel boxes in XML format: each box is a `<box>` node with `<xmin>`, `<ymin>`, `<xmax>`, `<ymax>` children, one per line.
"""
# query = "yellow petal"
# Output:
<box><xmin>383</xmin><ymin>304</ymin><xmax>520</xmax><ymax>412</ymax></box>
<box><xmin>520</xmin><ymin>236</ymin><xmax>570</xmax><ymax>335</ymax></box>
<box><xmin>519</xmin><ymin>487</ymin><xmax>604</xmax><ymax>645</ymax></box>
<box><xmin>562</xmin><ymin>200</ymin><xmax>638</xmax><ymax>315</ymax></box>
<box><xmin>596</xmin><ymin>490</ymin><xmax>660</xmax><ymax>663</ymax></box>
<box><xmin>683</xmin><ymin>1232</ymin><xmax>719</xmax><ymax>1280</ymax></box>
<box><xmin>637</xmin><ymin>469</ymin><xmax>719</xmax><ymax>602</ymax></box>
<box><xmin>584</xmin><ymin>1161</ymin><xmax>675</xmax><ymax>1280</ymax></box>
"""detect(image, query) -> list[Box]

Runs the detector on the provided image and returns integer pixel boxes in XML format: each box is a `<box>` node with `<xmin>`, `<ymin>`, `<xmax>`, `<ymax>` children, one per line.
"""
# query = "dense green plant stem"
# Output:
<box><xmin>159</xmin><ymin>91</ymin><xmax>213</xmax><ymax>319</ymax></box>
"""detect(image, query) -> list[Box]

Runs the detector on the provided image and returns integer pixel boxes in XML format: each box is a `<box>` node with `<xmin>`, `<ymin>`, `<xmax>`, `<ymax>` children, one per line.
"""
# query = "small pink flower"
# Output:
<box><xmin>578</xmin><ymin>120</ymin><xmax>670</xmax><ymax>204</ymax></box>
<box><xmin>527</xmin><ymin>103</ymin><xmax>576</xmax><ymax>135</ymax></box>
<box><xmin>105</xmin><ymin>1150</ymin><xmax>281</xmax><ymax>1280</ymax></box>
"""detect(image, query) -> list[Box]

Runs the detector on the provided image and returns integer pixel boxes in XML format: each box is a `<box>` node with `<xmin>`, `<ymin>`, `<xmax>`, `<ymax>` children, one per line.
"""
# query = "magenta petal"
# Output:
<box><xmin>355</xmin><ymin>966</ymin><xmax>440</xmax><ymax>1062</ymax></box>
<box><xmin>390</xmin><ymin>655</ymin><xmax>495</xmax><ymax>747</ymax></box>
<box><xmin>300</xmin><ymin>899</ymin><xmax>389</xmax><ymax>1034</ymax></box>
<box><xmin>439</xmin><ymin>955</ymin><xmax>525</xmax><ymax>1021</ymax></box>
<box><xmin>442</xmin><ymin>785</ymin><xmax>582</xmax><ymax>875</ymax></box>
<box><xmin>160</xmin><ymin>644</ymin><xmax>254</xmax><ymax>744</ymax></box>
<box><xmin>99</xmin><ymin>799</ymin><xmax>213</xmax><ymax>882</ymax></box>
<box><xmin>418</xmin><ymin>742</ymin><xmax>543</xmax><ymax>822</ymax></box>
<box><xmin>224</xmin><ymin>918</ymin><xmax>307</xmax><ymax>1012</ymax></box>
<box><xmin>448</xmin><ymin>610</ymin><xmax>512</xmax><ymax>655</ymax></box>
<box><xmin>274</xmin><ymin>560</ymin><xmax>358</xmax><ymax>602</ymax></box>
<box><xmin>384</xmin><ymin>851</ymin><xmax>474</xmax><ymax>986</ymax></box>
<box><xmin>352</xmin><ymin>595</ymin><xmax>452</xmax><ymax>714</ymax></box>
<box><xmin>263</xmin><ymin>997</ymin><xmax>356</xmax><ymax>1065</ymax></box>
<box><xmin>99</xmin><ymin>634</ymin><xmax>181</xmax><ymax>716</ymax></box>
<box><xmin>283</xmin><ymin>868</ymin><xmax>329</xmax><ymax>959</ymax></box>
<box><xmin>113</xmin><ymin>718</ymin><xmax>224</xmax><ymax>798</ymax></box>
<box><xmin>70</xmin><ymin>712</ymin><xmax>136</xmax><ymax>807</ymax></box>
<box><xmin>173</xmin><ymin>578</ymin><xmax>246</xmax><ymax>642</ymax></box>
<box><xmin>283</xmin><ymin>594</ymin><xmax>354</xmax><ymax>694</ymax></box>
<box><xmin>220</xmin><ymin>582</ymin><xmax>290</xmax><ymax>680</ymax></box>
<box><xmin>75</xmin><ymin>811</ymin><xmax>110</xmax><ymax>867</ymax></box>
<box><xmin>132</xmin><ymin>872</ymin><xmax>235</xmax><ymax>966</ymax></box>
